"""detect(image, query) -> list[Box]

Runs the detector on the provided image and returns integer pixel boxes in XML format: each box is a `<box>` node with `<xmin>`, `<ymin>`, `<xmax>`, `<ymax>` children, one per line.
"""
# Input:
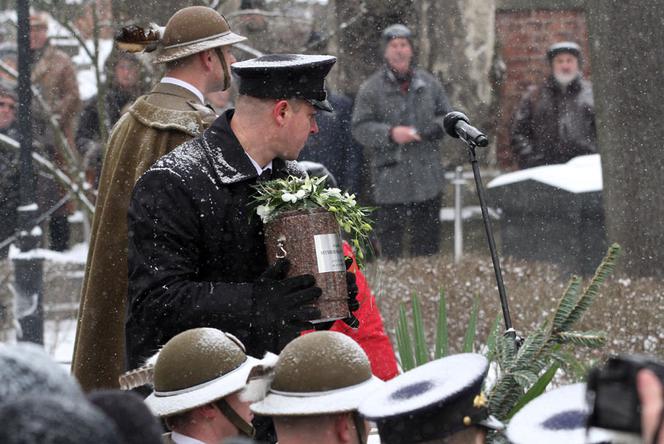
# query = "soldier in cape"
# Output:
<box><xmin>73</xmin><ymin>6</ymin><xmax>246</xmax><ymax>392</ymax></box>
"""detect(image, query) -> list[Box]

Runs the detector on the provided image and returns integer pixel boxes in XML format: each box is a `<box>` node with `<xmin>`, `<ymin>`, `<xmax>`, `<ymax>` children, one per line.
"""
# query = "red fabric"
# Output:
<box><xmin>304</xmin><ymin>243</ymin><xmax>399</xmax><ymax>381</ymax></box>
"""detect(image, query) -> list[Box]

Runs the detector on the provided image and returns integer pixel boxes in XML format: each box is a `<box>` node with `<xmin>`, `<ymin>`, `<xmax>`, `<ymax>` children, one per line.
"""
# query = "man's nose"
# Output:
<box><xmin>310</xmin><ymin>118</ymin><xmax>319</xmax><ymax>134</ymax></box>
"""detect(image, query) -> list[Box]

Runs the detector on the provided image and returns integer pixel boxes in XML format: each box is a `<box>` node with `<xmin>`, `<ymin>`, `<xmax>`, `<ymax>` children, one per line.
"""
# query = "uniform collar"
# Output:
<box><xmin>160</xmin><ymin>77</ymin><xmax>205</xmax><ymax>104</ymax></box>
<box><xmin>169</xmin><ymin>431</ymin><xmax>207</xmax><ymax>444</ymax></box>
<box><xmin>202</xmin><ymin>110</ymin><xmax>293</xmax><ymax>185</ymax></box>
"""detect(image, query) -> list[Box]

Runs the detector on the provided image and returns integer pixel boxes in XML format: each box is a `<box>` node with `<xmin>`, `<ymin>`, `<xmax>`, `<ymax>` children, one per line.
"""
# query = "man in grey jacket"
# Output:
<box><xmin>352</xmin><ymin>24</ymin><xmax>452</xmax><ymax>259</ymax></box>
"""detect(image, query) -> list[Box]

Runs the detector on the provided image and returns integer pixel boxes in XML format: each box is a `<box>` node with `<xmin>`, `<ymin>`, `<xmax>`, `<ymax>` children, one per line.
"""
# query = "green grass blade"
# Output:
<box><xmin>463</xmin><ymin>295</ymin><xmax>480</xmax><ymax>353</ymax></box>
<box><xmin>485</xmin><ymin>313</ymin><xmax>502</xmax><ymax>362</ymax></box>
<box><xmin>411</xmin><ymin>293</ymin><xmax>429</xmax><ymax>366</ymax></box>
<box><xmin>507</xmin><ymin>363</ymin><xmax>559</xmax><ymax>418</ymax></box>
<box><xmin>434</xmin><ymin>288</ymin><xmax>449</xmax><ymax>359</ymax></box>
<box><xmin>396</xmin><ymin>303</ymin><xmax>415</xmax><ymax>371</ymax></box>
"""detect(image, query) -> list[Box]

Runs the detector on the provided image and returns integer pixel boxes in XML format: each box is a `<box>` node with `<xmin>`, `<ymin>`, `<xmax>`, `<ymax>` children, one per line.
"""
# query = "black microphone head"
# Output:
<box><xmin>443</xmin><ymin>111</ymin><xmax>469</xmax><ymax>138</ymax></box>
<box><xmin>476</xmin><ymin>134</ymin><xmax>489</xmax><ymax>147</ymax></box>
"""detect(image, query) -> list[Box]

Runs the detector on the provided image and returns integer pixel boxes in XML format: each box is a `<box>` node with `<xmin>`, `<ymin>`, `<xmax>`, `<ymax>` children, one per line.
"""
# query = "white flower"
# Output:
<box><xmin>295</xmin><ymin>189</ymin><xmax>306</xmax><ymax>199</ymax></box>
<box><xmin>281</xmin><ymin>192</ymin><xmax>298</xmax><ymax>203</ymax></box>
<box><xmin>323</xmin><ymin>187</ymin><xmax>343</xmax><ymax>199</ymax></box>
<box><xmin>256</xmin><ymin>205</ymin><xmax>273</xmax><ymax>222</ymax></box>
<box><xmin>302</xmin><ymin>178</ymin><xmax>314</xmax><ymax>192</ymax></box>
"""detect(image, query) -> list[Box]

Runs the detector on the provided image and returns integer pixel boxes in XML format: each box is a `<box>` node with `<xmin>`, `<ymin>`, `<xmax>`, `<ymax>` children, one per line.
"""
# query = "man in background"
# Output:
<box><xmin>30</xmin><ymin>11</ymin><xmax>81</xmax><ymax>251</ymax></box>
<box><xmin>352</xmin><ymin>24</ymin><xmax>452</xmax><ymax>259</ymax></box>
<box><xmin>510</xmin><ymin>41</ymin><xmax>597</xmax><ymax>169</ymax></box>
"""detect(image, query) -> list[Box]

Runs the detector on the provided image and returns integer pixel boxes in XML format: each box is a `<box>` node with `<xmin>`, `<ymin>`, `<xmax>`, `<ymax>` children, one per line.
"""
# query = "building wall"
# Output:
<box><xmin>495</xmin><ymin>7</ymin><xmax>591</xmax><ymax>167</ymax></box>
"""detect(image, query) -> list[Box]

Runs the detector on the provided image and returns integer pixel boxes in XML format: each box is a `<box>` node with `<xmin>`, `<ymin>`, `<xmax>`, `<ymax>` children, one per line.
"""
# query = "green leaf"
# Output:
<box><xmin>507</xmin><ymin>363</ymin><xmax>559</xmax><ymax>418</ymax></box>
<box><xmin>485</xmin><ymin>313</ymin><xmax>502</xmax><ymax>362</ymax></box>
<box><xmin>411</xmin><ymin>293</ymin><xmax>429</xmax><ymax>366</ymax></box>
<box><xmin>463</xmin><ymin>296</ymin><xmax>480</xmax><ymax>353</ymax></box>
<box><xmin>396</xmin><ymin>303</ymin><xmax>415</xmax><ymax>371</ymax></box>
<box><xmin>434</xmin><ymin>288</ymin><xmax>449</xmax><ymax>359</ymax></box>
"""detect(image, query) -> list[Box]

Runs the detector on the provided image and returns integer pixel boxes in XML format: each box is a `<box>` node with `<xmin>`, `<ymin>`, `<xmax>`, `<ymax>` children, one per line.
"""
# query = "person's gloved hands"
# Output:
<box><xmin>252</xmin><ymin>258</ymin><xmax>322</xmax><ymax>339</ymax></box>
<box><xmin>314</xmin><ymin>257</ymin><xmax>361</xmax><ymax>330</ymax></box>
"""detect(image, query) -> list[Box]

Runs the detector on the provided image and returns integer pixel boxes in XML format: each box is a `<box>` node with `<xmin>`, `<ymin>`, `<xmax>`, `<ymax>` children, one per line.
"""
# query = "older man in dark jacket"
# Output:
<box><xmin>352</xmin><ymin>24</ymin><xmax>452</xmax><ymax>259</ymax></box>
<box><xmin>125</xmin><ymin>54</ymin><xmax>340</xmax><ymax>371</ymax></box>
<box><xmin>510</xmin><ymin>41</ymin><xmax>597</xmax><ymax>169</ymax></box>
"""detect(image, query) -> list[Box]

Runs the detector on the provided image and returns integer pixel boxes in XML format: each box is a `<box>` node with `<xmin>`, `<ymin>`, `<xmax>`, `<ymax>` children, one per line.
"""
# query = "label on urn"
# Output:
<box><xmin>314</xmin><ymin>233</ymin><xmax>345</xmax><ymax>273</ymax></box>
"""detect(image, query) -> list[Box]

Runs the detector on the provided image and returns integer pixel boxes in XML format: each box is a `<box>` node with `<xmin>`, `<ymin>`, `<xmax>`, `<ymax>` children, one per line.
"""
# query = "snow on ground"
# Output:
<box><xmin>8</xmin><ymin>242</ymin><xmax>88</xmax><ymax>264</ymax></box>
<box><xmin>44</xmin><ymin>318</ymin><xmax>77</xmax><ymax>372</ymax></box>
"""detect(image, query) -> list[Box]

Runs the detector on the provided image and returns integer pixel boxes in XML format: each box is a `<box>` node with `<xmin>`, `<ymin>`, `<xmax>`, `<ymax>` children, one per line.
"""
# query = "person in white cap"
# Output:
<box><xmin>143</xmin><ymin>327</ymin><xmax>268</xmax><ymax>444</ymax></box>
<box><xmin>507</xmin><ymin>383</ymin><xmax>626</xmax><ymax>444</ymax></box>
<box><xmin>359</xmin><ymin>353</ymin><xmax>504</xmax><ymax>444</ymax></box>
<box><xmin>248</xmin><ymin>331</ymin><xmax>384</xmax><ymax>444</ymax></box>
<box><xmin>73</xmin><ymin>6</ymin><xmax>246</xmax><ymax>393</ymax></box>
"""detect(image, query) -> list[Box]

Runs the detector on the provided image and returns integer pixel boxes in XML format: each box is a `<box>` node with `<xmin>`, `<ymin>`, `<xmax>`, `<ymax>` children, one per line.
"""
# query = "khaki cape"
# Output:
<box><xmin>72</xmin><ymin>83</ymin><xmax>217</xmax><ymax>391</ymax></box>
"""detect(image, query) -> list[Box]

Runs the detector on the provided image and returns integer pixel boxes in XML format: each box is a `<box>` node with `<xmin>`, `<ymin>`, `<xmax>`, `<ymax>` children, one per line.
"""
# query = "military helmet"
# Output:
<box><xmin>144</xmin><ymin>328</ymin><xmax>259</xmax><ymax>417</ymax></box>
<box><xmin>154</xmin><ymin>6</ymin><xmax>246</xmax><ymax>64</ymax></box>
<box><xmin>250</xmin><ymin>331</ymin><xmax>383</xmax><ymax>416</ymax></box>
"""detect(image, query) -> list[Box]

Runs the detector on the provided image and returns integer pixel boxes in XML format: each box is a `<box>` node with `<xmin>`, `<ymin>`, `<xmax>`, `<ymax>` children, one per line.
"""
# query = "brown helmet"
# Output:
<box><xmin>144</xmin><ymin>328</ymin><xmax>258</xmax><ymax>418</ymax></box>
<box><xmin>250</xmin><ymin>331</ymin><xmax>383</xmax><ymax>416</ymax></box>
<box><xmin>154</xmin><ymin>6</ymin><xmax>246</xmax><ymax>64</ymax></box>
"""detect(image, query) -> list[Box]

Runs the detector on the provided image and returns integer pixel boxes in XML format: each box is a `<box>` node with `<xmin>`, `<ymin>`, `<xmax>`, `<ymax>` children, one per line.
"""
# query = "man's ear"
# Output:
<box><xmin>197</xmin><ymin>402</ymin><xmax>218</xmax><ymax>421</ymax></box>
<box><xmin>334</xmin><ymin>413</ymin><xmax>354</xmax><ymax>443</ymax></box>
<box><xmin>198</xmin><ymin>49</ymin><xmax>214</xmax><ymax>71</ymax></box>
<box><xmin>272</xmin><ymin>99</ymin><xmax>290</xmax><ymax>126</ymax></box>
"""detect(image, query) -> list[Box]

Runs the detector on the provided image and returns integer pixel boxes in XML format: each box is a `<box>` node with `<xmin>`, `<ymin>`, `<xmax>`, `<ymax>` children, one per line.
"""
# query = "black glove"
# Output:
<box><xmin>314</xmin><ymin>257</ymin><xmax>361</xmax><ymax>330</ymax></box>
<box><xmin>252</xmin><ymin>258</ymin><xmax>322</xmax><ymax>342</ymax></box>
<box><xmin>343</xmin><ymin>256</ymin><xmax>360</xmax><ymax>328</ymax></box>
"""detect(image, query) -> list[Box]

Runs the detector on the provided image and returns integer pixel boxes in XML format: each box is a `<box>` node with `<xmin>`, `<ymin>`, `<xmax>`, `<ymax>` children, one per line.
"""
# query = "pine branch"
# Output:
<box><xmin>559</xmin><ymin>244</ymin><xmax>621</xmax><ymax>331</ymax></box>
<box><xmin>552</xmin><ymin>275</ymin><xmax>582</xmax><ymax>332</ymax></box>
<box><xmin>555</xmin><ymin>330</ymin><xmax>607</xmax><ymax>348</ymax></box>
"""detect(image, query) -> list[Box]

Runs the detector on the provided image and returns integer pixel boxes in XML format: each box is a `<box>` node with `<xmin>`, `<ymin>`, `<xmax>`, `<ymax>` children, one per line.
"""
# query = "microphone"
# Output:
<box><xmin>443</xmin><ymin>111</ymin><xmax>489</xmax><ymax>147</ymax></box>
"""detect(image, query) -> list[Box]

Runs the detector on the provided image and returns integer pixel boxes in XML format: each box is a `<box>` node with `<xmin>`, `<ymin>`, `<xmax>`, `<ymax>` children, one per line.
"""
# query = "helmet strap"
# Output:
<box><xmin>214</xmin><ymin>47</ymin><xmax>231</xmax><ymax>91</ymax></box>
<box><xmin>352</xmin><ymin>411</ymin><xmax>367</xmax><ymax>444</ymax></box>
<box><xmin>215</xmin><ymin>399</ymin><xmax>255</xmax><ymax>438</ymax></box>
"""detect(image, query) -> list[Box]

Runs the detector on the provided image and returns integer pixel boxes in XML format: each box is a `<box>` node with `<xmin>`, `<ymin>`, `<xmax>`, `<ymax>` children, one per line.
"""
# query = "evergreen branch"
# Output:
<box><xmin>559</xmin><ymin>244</ymin><xmax>621</xmax><ymax>331</ymax></box>
<box><xmin>556</xmin><ymin>330</ymin><xmax>607</xmax><ymax>348</ymax></box>
<box><xmin>507</xmin><ymin>363</ymin><xmax>559</xmax><ymax>419</ymax></box>
<box><xmin>511</xmin><ymin>369</ymin><xmax>539</xmax><ymax>388</ymax></box>
<box><xmin>552</xmin><ymin>275</ymin><xmax>582</xmax><ymax>332</ymax></box>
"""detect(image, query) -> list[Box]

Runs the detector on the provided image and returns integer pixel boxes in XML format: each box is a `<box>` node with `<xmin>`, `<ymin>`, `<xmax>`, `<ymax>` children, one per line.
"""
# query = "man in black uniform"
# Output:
<box><xmin>125</xmin><ymin>54</ymin><xmax>340</xmax><ymax>371</ymax></box>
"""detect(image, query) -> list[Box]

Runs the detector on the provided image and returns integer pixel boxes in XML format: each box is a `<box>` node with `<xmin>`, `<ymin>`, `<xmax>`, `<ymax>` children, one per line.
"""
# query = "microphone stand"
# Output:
<box><xmin>461</xmin><ymin>139</ymin><xmax>520</xmax><ymax>346</ymax></box>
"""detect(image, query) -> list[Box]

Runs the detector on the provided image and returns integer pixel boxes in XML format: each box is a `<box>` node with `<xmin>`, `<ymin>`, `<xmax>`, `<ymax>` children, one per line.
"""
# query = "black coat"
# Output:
<box><xmin>126</xmin><ymin>110</ymin><xmax>304</xmax><ymax>369</ymax></box>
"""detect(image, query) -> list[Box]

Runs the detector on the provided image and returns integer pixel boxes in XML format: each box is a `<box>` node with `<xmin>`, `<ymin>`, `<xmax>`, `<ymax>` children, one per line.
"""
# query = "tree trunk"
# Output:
<box><xmin>586</xmin><ymin>1</ymin><xmax>664</xmax><ymax>277</ymax></box>
<box><xmin>332</xmin><ymin>0</ymin><xmax>419</xmax><ymax>95</ymax></box>
<box><xmin>421</xmin><ymin>0</ymin><xmax>497</xmax><ymax>165</ymax></box>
